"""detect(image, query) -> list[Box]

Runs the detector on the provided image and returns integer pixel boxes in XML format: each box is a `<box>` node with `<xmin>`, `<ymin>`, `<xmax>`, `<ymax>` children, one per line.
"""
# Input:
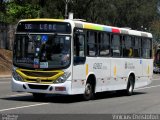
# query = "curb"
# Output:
<box><xmin>0</xmin><ymin>75</ymin><xmax>11</xmax><ymax>78</ymax></box>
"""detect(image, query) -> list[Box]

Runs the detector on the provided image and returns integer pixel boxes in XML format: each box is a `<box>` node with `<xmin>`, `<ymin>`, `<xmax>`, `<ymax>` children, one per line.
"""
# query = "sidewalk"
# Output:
<box><xmin>0</xmin><ymin>74</ymin><xmax>11</xmax><ymax>78</ymax></box>
<box><xmin>153</xmin><ymin>74</ymin><xmax>160</xmax><ymax>79</ymax></box>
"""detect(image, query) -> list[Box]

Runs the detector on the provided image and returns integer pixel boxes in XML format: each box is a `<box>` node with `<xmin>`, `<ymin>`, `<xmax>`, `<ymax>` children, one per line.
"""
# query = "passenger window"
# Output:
<box><xmin>87</xmin><ymin>31</ymin><xmax>97</xmax><ymax>56</ymax></box>
<box><xmin>133</xmin><ymin>37</ymin><xmax>140</xmax><ymax>58</ymax></box>
<box><xmin>111</xmin><ymin>34</ymin><xmax>121</xmax><ymax>57</ymax></box>
<box><xmin>142</xmin><ymin>38</ymin><xmax>152</xmax><ymax>59</ymax></box>
<box><xmin>122</xmin><ymin>36</ymin><xmax>133</xmax><ymax>57</ymax></box>
<box><xmin>99</xmin><ymin>33</ymin><xmax>110</xmax><ymax>56</ymax></box>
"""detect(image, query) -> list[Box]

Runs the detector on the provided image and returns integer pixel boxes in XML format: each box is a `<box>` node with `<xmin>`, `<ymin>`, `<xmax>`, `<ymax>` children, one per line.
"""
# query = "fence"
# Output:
<box><xmin>0</xmin><ymin>22</ymin><xmax>15</xmax><ymax>50</ymax></box>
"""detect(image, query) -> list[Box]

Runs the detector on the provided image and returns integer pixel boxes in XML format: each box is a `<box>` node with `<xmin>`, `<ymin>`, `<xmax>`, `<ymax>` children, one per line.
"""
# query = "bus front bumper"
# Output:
<box><xmin>11</xmin><ymin>77</ymin><xmax>71</xmax><ymax>95</ymax></box>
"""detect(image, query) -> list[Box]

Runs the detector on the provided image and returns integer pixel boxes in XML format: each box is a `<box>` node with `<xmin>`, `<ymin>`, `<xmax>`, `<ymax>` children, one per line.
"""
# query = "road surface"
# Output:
<box><xmin>0</xmin><ymin>76</ymin><xmax>160</xmax><ymax>119</ymax></box>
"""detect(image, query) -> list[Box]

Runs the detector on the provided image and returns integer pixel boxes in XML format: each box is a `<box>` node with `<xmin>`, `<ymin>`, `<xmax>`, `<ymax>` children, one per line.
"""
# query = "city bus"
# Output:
<box><xmin>12</xmin><ymin>19</ymin><xmax>153</xmax><ymax>100</ymax></box>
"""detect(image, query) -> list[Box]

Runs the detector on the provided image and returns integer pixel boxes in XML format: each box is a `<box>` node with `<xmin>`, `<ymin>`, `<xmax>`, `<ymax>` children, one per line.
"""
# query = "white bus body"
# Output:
<box><xmin>12</xmin><ymin>19</ymin><xmax>153</xmax><ymax>100</ymax></box>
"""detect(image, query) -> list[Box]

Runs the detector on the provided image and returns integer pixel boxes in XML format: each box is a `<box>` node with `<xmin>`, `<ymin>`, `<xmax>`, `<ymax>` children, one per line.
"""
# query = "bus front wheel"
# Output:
<box><xmin>83</xmin><ymin>82</ymin><xmax>94</xmax><ymax>101</ymax></box>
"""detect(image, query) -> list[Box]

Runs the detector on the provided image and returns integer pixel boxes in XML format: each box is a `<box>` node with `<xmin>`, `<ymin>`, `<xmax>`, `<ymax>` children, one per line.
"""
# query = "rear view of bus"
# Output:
<box><xmin>12</xmin><ymin>19</ymin><xmax>72</xmax><ymax>98</ymax></box>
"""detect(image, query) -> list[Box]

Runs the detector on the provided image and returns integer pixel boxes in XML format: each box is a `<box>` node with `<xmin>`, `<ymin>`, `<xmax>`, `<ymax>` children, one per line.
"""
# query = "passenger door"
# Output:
<box><xmin>72</xmin><ymin>29</ymin><xmax>86</xmax><ymax>94</ymax></box>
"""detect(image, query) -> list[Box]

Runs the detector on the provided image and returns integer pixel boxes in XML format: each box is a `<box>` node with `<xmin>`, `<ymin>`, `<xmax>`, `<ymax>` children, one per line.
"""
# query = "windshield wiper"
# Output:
<box><xmin>27</xmin><ymin>33</ymin><xmax>34</xmax><ymax>41</ymax></box>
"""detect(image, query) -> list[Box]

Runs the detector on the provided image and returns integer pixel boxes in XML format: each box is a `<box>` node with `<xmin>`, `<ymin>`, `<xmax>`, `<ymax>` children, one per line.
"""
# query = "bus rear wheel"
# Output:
<box><xmin>32</xmin><ymin>93</ymin><xmax>46</xmax><ymax>100</ymax></box>
<box><xmin>83</xmin><ymin>82</ymin><xmax>94</xmax><ymax>101</ymax></box>
<box><xmin>126</xmin><ymin>76</ymin><xmax>134</xmax><ymax>96</ymax></box>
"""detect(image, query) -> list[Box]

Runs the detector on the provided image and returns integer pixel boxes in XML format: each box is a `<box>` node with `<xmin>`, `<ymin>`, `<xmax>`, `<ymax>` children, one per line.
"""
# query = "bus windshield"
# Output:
<box><xmin>13</xmin><ymin>34</ymin><xmax>71</xmax><ymax>69</ymax></box>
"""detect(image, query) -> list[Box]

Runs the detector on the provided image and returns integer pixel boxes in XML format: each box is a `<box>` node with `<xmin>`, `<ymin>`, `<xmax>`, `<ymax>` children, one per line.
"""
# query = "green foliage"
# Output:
<box><xmin>39</xmin><ymin>0</ymin><xmax>64</xmax><ymax>19</ymax></box>
<box><xmin>0</xmin><ymin>0</ymin><xmax>160</xmax><ymax>41</ymax></box>
<box><xmin>151</xmin><ymin>20</ymin><xmax>160</xmax><ymax>42</ymax></box>
<box><xmin>0</xmin><ymin>1</ymin><xmax>40</xmax><ymax>23</ymax></box>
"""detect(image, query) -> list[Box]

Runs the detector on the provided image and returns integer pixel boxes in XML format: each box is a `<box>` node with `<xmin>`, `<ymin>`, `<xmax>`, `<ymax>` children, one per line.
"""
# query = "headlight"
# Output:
<box><xmin>55</xmin><ymin>72</ymin><xmax>71</xmax><ymax>83</ymax></box>
<box><xmin>12</xmin><ymin>69</ymin><xmax>23</xmax><ymax>81</ymax></box>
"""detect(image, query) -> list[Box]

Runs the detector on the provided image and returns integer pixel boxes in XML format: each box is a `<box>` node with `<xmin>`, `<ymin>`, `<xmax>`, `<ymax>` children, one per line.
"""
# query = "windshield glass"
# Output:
<box><xmin>13</xmin><ymin>34</ymin><xmax>71</xmax><ymax>69</ymax></box>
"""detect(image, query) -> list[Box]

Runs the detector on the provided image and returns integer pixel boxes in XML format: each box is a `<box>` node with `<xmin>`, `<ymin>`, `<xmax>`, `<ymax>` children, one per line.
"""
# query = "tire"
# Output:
<box><xmin>125</xmin><ymin>76</ymin><xmax>134</xmax><ymax>96</ymax></box>
<box><xmin>83</xmin><ymin>82</ymin><xmax>94</xmax><ymax>101</ymax></box>
<box><xmin>32</xmin><ymin>93</ymin><xmax>46</xmax><ymax>100</ymax></box>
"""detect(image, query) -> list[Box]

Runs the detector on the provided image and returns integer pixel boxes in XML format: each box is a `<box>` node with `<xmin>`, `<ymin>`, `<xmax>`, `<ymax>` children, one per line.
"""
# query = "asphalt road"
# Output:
<box><xmin>0</xmin><ymin>76</ymin><xmax>160</xmax><ymax>118</ymax></box>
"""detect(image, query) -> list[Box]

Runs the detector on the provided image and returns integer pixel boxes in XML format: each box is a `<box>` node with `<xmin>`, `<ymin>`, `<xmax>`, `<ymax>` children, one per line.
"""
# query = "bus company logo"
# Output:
<box><xmin>36</xmin><ymin>78</ymin><xmax>41</xmax><ymax>83</ymax></box>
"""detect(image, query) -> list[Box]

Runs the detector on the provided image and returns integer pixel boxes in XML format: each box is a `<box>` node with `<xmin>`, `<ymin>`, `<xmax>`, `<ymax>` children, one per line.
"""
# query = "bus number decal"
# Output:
<box><xmin>25</xmin><ymin>24</ymin><xmax>32</xmax><ymax>30</ymax></box>
<box><xmin>93</xmin><ymin>63</ymin><xmax>102</xmax><ymax>69</ymax></box>
<box><xmin>125</xmin><ymin>62</ymin><xmax>135</xmax><ymax>69</ymax></box>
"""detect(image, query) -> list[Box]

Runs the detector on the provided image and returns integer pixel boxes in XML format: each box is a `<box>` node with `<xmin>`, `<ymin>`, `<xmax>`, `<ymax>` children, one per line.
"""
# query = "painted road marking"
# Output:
<box><xmin>0</xmin><ymin>103</ymin><xmax>49</xmax><ymax>112</ymax></box>
<box><xmin>0</xmin><ymin>84</ymin><xmax>160</xmax><ymax>112</ymax></box>
<box><xmin>135</xmin><ymin>84</ymin><xmax>160</xmax><ymax>90</ymax></box>
<box><xmin>9</xmin><ymin>93</ymin><xmax>31</xmax><ymax>97</ymax></box>
<box><xmin>5</xmin><ymin>84</ymin><xmax>160</xmax><ymax>98</ymax></box>
<box><xmin>152</xmin><ymin>79</ymin><xmax>160</xmax><ymax>81</ymax></box>
<box><xmin>0</xmin><ymin>82</ymin><xmax>10</xmax><ymax>84</ymax></box>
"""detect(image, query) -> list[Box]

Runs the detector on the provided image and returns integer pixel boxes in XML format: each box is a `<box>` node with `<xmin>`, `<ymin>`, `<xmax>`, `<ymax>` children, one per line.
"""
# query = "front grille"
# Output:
<box><xmin>22</xmin><ymin>71</ymin><xmax>58</xmax><ymax>77</ymax></box>
<box><xmin>26</xmin><ymin>79</ymin><xmax>37</xmax><ymax>82</ymax></box>
<box><xmin>26</xmin><ymin>79</ymin><xmax>53</xmax><ymax>83</ymax></box>
<box><xmin>28</xmin><ymin>84</ymin><xmax>49</xmax><ymax>90</ymax></box>
<box><xmin>16</xmin><ymin>69</ymin><xmax>64</xmax><ymax>84</ymax></box>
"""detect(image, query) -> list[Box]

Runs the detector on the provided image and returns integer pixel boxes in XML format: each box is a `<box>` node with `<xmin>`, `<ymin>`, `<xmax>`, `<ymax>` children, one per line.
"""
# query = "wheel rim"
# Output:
<box><xmin>129</xmin><ymin>83</ymin><xmax>133</xmax><ymax>93</ymax></box>
<box><xmin>85</xmin><ymin>84</ymin><xmax>92</xmax><ymax>96</ymax></box>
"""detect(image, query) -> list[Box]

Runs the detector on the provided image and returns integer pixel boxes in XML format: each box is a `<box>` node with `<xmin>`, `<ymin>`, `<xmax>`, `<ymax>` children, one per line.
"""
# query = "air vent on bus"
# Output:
<box><xmin>28</xmin><ymin>84</ymin><xmax>49</xmax><ymax>90</ymax></box>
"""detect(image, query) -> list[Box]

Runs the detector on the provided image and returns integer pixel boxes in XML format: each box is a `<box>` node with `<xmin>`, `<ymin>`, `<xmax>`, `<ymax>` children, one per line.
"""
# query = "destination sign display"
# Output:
<box><xmin>16</xmin><ymin>21</ymin><xmax>71</xmax><ymax>33</ymax></box>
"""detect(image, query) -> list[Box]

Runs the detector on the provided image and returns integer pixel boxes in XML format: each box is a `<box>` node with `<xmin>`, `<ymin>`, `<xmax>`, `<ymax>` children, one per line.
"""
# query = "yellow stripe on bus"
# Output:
<box><xmin>20</xmin><ymin>19</ymin><xmax>64</xmax><ymax>22</ymax></box>
<box><xmin>147</xmin><ymin>65</ymin><xmax>150</xmax><ymax>75</ymax></box>
<box><xmin>114</xmin><ymin>65</ymin><xmax>117</xmax><ymax>77</ymax></box>
<box><xmin>86</xmin><ymin>64</ymin><xmax>88</xmax><ymax>76</ymax></box>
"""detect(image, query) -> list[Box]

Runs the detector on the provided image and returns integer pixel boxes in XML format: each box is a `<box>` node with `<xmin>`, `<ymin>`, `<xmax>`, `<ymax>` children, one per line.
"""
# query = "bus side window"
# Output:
<box><xmin>99</xmin><ymin>33</ymin><xmax>110</xmax><ymax>56</ymax></box>
<box><xmin>74</xmin><ymin>32</ymin><xmax>86</xmax><ymax>64</ymax></box>
<box><xmin>122</xmin><ymin>36</ymin><xmax>128</xmax><ymax>57</ymax></box>
<box><xmin>111</xmin><ymin>34</ymin><xmax>121</xmax><ymax>57</ymax></box>
<box><xmin>133</xmin><ymin>37</ymin><xmax>140</xmax><ymax>58</ymax></box>
<box><xmin>123</xmin><ymin>36</ymin><xmax>132</xmax><ymax>57</ymax></box>
<box><xmin>142</xmin><ymin>38</ymin><xmax>152</xmax><ymax>59</ymax></box>
<box><xmin>87</xmin><ymin>31</ymin><xmax>97</xmax><ymax>56</ymax></box>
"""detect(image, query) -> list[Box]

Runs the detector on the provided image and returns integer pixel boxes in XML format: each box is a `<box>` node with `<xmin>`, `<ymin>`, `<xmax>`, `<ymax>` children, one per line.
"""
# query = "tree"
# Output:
<box><xmin>38</xmin><ymin>0</ymin><xmax>63</xmax><ymax>18</ymax></box>
<box><xmin>1</xmin><ymin>0</ymin><xmax>160</xmax><ymax>36</ymax></box>
<box><xmin>151</xmin><ymin>20</ymin><xmax>160</xmax><ymax>42</ymax></box>
<box><xmin>3</xmin><ymin>1</ymin><xmax>40</xmax><ymax>23</ymax></box>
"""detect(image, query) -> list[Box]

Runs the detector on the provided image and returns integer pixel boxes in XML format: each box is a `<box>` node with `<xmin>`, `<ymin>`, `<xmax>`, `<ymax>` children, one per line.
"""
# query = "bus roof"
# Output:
<box><xmin>72</xmin><ymin>20</ymin><xmax>152</xmax><ymax>38</ymax></box>
<box><xmin>19</xmin><ymin>18</ymin><xmax>152</xmax><ymax>38</ymax></box>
